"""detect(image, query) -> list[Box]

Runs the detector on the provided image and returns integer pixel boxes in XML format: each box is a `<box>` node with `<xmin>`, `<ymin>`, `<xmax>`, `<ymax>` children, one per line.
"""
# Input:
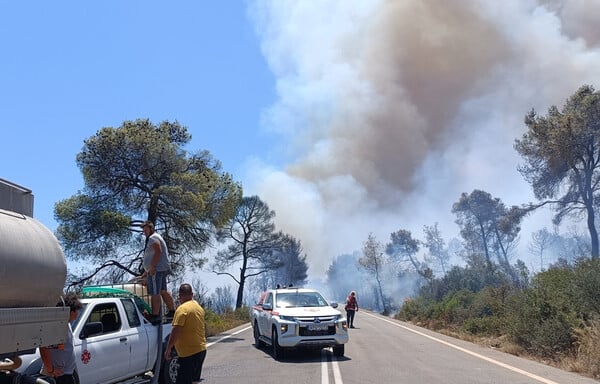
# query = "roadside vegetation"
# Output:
<box><xmin>395</xmin><ymin>258</ymin><xmax>600</xmax><ymax>379</ymax></box>
<box><xmin>204</xmin><ymin>306</ymin><xmax>251</xmax><ymax>337</ymax></box>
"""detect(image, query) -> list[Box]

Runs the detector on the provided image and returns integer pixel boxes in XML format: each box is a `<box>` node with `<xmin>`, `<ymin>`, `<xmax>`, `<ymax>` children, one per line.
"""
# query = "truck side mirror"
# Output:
<box><xmin>262</xmin><ymin>303</ymin><xmax>273</xmax><ymax>311</ymax></box>
<box><xmin>330</xmin><ymin>302</ymin><xmax>339</xmax><ymax>308</ymax></box>
<box><xmin>80</xmin><ymin>322</ymin><xmax>103</xmax><ymax>339</ymax></box>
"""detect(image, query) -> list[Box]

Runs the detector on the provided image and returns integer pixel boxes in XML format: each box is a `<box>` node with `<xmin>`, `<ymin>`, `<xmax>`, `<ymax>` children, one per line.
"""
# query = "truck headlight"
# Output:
<box><xmin>339</xmin><ymin>320</ymin><xmax>348</xmax><ymax>331</ymax></box>
<box><xmin>280</xmin><ymin>324</ymin><xmax>288</xmax><ymax>333</ymax></box>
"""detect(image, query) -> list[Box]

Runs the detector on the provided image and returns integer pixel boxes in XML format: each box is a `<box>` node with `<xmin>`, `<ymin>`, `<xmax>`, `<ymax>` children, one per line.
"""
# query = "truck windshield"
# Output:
<box><xmin>275</xmin><ymin>292</ymin><xmax>327</xmax><ymax>308</ymax></box>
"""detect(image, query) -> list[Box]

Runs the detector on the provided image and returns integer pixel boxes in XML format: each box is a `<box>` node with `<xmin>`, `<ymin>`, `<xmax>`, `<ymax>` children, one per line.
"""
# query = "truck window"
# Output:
<box><xmin>264</xmin><ymin>292</ymin><xmax>273</xmax><ymax>307</ymax></box>
<box><xmin>121</xmin><ymin>298</ymin><xmax>141</xmax><ymax>327</ymax></box>
<box><xmin>72</xmin><ymin>303</ymin><xmax>87</xmax><ymax>329</ymax></box>
<box><xmin>85</xmin><ymin>303</ymin><xmax>121</xmax><ymax>334</ymax></box>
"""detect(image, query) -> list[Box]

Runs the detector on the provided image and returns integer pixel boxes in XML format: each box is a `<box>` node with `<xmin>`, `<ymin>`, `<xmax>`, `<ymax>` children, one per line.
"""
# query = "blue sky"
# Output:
<box><xmin>1</xmin><ymin>1</ymin><xmax>276</xmax><ymax>228</ymax></box>
<box><xmin>3</xmin><ymin>1</ymin><xmax>600</xmax><ymax>283</ymax></box>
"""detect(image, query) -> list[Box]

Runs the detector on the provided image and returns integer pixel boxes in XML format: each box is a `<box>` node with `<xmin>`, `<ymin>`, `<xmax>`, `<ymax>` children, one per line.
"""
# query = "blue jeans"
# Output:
<box><xmin>346</xmin><ymin>310</ymin><xmax>356</xmax><ymax>326</ymax></box>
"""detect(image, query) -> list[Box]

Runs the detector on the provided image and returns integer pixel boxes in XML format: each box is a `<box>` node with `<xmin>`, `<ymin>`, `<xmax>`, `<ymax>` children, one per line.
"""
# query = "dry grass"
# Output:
<box><xmin>205</xmin><ymin>306</ymin><xmax>251</xmax><ymax>337</ymax></box>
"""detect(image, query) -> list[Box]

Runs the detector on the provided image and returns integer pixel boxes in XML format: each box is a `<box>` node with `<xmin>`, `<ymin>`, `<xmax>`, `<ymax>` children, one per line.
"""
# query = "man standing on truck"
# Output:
<box><xmin>40</xmin><ymin>293</ymin><xmax>83</xmax><ymax>384</ymax></box>
<box><xmin>164</xmin><ymin>283</ymin><xmax>207</xmax><ymax>384</ymax></box>
<box><xmin>141</xmin><ymin>220</ymin><xmax>176</xmax><ymax>323</ymax></box>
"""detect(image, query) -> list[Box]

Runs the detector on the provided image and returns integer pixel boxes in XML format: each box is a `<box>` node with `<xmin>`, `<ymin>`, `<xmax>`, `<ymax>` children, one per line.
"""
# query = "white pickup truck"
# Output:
<box><xmin>251</xmin><ymin>287</ymin><xmax>349</xmax><ymax>360</ymax></box>
<box><xmin>18</xmin><ymin>285</ymin><xmax>179</xmax><ymax>384</ymax></box>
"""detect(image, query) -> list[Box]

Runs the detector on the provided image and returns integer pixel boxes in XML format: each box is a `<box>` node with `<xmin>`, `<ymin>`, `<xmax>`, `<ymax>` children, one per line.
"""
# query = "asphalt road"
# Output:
<box><xmin>199</xmin><ymin>311</ymin><xmax>599</xmax><ymax>384</ymax></box>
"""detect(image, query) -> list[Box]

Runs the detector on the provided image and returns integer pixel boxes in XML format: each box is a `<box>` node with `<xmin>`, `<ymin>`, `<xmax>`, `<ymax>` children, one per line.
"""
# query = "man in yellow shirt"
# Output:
<box><xmin>164</xmin><ymin>283</ymin><xmax>207</xmax><ymax>384</ymax></box>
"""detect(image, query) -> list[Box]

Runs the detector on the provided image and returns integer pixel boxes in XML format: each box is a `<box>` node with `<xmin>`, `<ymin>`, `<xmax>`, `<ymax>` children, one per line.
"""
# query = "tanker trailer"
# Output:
<box><xmin>0</xmin><ymin>179</ymin><xmax>69</xmax><ymax>383</ymax></box>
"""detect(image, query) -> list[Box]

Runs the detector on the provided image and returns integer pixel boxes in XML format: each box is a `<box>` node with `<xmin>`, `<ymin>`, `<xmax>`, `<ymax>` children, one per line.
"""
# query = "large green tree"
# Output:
<box><xmin>55</xmin><ymin>119</ymin><xmax>242</xmax><ymax>282</ymax></box>
<box><xmin>515</xmin><ymin>85</ymin><xmax>600</xmax><ymax>258</ymax></box>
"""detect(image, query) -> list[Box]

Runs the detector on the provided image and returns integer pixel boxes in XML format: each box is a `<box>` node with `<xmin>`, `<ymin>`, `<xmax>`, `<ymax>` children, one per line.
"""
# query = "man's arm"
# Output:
<box><xmin>149</xmin><ymin>241</ymin><xmax>161</xmax><ymax>275</ymax></box>
<box><xmin>164</xmin><ymin>325</ymin><xmax>182</xmax><ymax>360</ymax></box>
<box><xmin>39</xmin><ymin>346</ymin><xmax>62</xmax><ymax>376</ymax></box>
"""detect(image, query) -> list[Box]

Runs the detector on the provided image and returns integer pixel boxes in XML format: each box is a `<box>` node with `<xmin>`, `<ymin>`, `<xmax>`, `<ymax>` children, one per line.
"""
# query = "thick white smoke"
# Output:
<box><xmin>244</xmin><ymin>0</ymin><xmax>600</xmax><ymax>278</ymax></box>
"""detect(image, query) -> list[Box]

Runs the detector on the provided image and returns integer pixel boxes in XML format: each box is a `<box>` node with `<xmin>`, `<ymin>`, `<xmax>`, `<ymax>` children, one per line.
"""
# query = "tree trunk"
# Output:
<box><xmin>586</xmin><ymin>203</ymin><xmax>599</xmax><ymax>258</ymax></box>
<box><xmin>236</xmin><ymin>273</ymin><xmax>245</xmax><ymax>309</ymax></box>
<box><xmin>374</xmin><ymin>266</ymin><xmax>387</xmax><ymax>314</ymax></box>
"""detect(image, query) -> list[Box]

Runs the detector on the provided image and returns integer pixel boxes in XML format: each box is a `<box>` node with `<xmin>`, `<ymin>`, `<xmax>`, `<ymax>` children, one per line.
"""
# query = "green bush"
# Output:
<box><xmin>462</xmin><ymin>316</ymin><xmax>504</xmax><ymax>335</ymax></box>
<box><xmin>434</xmin><ymin>289</ymin><xmax>477</xmax><ymax>325</ymax></box>
<box><xmin>573</xmin><ymin>259</ymin><xmax>600</xmax><ymax>318</ymax></box>
<box><xmin>504</xmin><ymin>267</ymin><xmax>578</xmax><ymax>357</ymax></box>
<box><xmin>396</xmin><ymin>296</ymin><xmax>435</xmax><ymax>322</ymax></box>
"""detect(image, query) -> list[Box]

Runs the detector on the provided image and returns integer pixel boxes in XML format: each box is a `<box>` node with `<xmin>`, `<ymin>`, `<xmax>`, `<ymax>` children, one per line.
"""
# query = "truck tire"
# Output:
<box><xmin>160</xmin><ymin>350</ymin><xmax>178</xmax><ymax>384</ymax></box>
<box><xmin>333</xmin><ymin>344</ymin><xmax>345</xmax><ymax>357</ymax></box>
<box><xmin>271</xmin><ymin>328</ymin><xmax>285</xmax><ymax>360</ymax></box>
<box><xmin>253</xmin><ymin>321</ymin><xmax>265</xmax><ymax>348</ymax></box>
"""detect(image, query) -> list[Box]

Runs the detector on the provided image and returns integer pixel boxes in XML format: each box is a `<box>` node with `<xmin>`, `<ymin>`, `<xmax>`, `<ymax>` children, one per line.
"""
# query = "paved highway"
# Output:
<box><xmin>199</xmin><ymin>311</ymin><xmax>599</xmax><ymax>384</ymax></box>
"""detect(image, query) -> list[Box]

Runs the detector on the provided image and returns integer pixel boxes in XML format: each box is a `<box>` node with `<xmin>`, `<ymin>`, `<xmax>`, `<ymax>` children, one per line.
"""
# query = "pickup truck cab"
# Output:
<box><xmin>18</xmin><ymin>286</ymin><xmax>178</xmax><ymax>384</ymax></box>
<box><xmin>251</xmin><ymin>287</ymin><xmax>348</xmax><ymax>360</ymax></box>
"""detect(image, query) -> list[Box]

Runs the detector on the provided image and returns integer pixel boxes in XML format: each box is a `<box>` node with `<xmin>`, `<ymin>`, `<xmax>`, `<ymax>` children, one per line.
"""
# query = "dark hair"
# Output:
<box><xmin>179</xmin><ymin>283</ymin><xmax>193</xmax><ymax>296</ymax></box>
<box><xmin>58</xmin><ymin>292</ymin><xmax>82</xmax><ymax>312</ymax></box>
<box><xmin>141</xmin><ymin>220</ymin><xmax>155</xmax><ymax>230</ymax></box>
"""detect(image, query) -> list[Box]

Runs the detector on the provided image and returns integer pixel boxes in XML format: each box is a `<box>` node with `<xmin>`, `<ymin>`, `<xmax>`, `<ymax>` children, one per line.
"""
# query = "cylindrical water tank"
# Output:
<box><xmin>0</xmin><ymin>209</ymin><xmax>67</xmax><ymax>307</ymax></box>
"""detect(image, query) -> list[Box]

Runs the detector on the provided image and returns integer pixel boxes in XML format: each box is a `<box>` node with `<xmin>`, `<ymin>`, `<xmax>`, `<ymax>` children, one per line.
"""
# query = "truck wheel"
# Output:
<box><xmin>272</xmin><ymin>328</ymin><xmax>285</xmax><ymax>360</ymax></box>
<box><xmin>160</xmin><ymin>350</ymin><xmax>179</xmax><ymax>384</ymax></box>
<box><xmin>253</xmin><ymin>321</ymin><xmax>265</xmax><ymax>348</ymax></box>
<box><xmin>333</xmin><ymin>344</ymin><xmax>345</xmax><ymax>357</ymax></box>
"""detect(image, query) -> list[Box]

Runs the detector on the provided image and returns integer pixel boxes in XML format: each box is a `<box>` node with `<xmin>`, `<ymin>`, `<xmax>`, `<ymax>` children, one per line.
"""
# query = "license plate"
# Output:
<box><xmin>308</xmin><ymin>323</ymin><xmax>328</xmax><ymax>331</ymax></box>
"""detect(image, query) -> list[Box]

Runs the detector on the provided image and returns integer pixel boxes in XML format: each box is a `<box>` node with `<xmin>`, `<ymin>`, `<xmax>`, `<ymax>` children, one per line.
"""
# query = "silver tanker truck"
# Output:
<box><xmin>0</xmin><ymin>178</ymin><xmax>70</xmax><ymax>384</ymax></box>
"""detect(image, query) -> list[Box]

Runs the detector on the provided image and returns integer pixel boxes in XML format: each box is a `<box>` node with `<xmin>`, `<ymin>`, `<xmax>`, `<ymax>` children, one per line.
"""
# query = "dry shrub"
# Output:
<box><xmin>571</xmin><ymin>322</ymin><xmax>600</xmax><ymax>379</ymax></box>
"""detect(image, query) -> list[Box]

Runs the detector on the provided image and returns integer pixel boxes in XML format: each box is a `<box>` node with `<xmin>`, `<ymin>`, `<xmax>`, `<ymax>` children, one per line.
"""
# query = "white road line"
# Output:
<box><xmin>331</xmin><ymin>354</ymin><xmax>343</xmax><ymax>384</ymax></box>
<box><xmin>321</xmin><ymin>349</ymin><xmax>343</xmax><ymax>384</ymax></box>
<box><xmin>207</xmin><ymin>325</ymin><xmax>252</xmax><ymax>348</ymax></box>
<box><xmin>321</xmin><ymin>350</ymin><xmax>329</xmax><ymax>384</ymax></box>
<box><xmin>364</xmin><ymin>313</ymin><xmax>559</xmax><ymax>384</ymax></box>
<box><xmin>222</xmin><ymin>324</ymin><xmax>344</xmax><ymax>384</ymax></box>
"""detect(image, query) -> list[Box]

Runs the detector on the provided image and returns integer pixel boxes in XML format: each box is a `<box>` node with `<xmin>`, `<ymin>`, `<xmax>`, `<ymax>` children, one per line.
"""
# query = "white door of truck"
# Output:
<box><xmin>120</xmin><ymin>298</ymin><xmax>153</xmax><ymax>373</ymax></box>
<box><xmin>74</xmin><ymin>302</ymin><xmax>131</xmax><ymax>383</ymax></box>
<box><xmin>259</xmin><ymin>292</ymin><xmax>273</xmax><ymax>336</ymax></box>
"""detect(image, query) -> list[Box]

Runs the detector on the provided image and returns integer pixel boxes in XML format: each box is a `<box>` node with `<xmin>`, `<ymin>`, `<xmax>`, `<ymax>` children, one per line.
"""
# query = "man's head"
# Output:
<box><xmin>58</xmin><ymin>292</ymin><xmax>83</xmax><ymax>321</ymax></box>
<box><xmin>140</xmin><ymin>220</ymin><xmax>155</xmax><ymax>236</ymax></box>
<box><xmin>59</xmin><ymin>292</ymin><xmax>82</xmax><ymax>312</ymax></box>
<box><xmin>178</xmin><ymin>283</ymin><xmax>193</xmax><ymax>302</ymax></box>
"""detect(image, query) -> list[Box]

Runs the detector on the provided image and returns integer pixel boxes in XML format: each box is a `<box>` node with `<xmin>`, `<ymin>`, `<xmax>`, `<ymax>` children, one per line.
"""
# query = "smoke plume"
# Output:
<box><xmin>244</xmin><ymin>0</ymin><xmax>600</xmax><ymax>278</ymax></box>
